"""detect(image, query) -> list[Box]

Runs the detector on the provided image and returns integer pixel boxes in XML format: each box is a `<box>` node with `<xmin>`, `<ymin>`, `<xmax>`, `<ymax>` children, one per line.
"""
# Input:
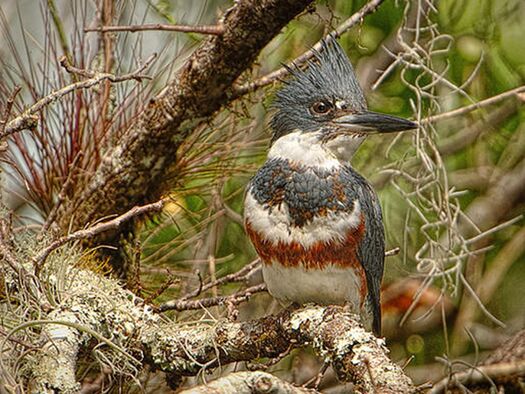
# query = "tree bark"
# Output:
<box><xmin>58</xmin><ymin>0</ymin><xmax>314</xmax><ymax>231</ymax></box>
<box><xmin>179</xmin><ymin>371</ymin><xmax>319</xmax><ymax>394</ymax></box>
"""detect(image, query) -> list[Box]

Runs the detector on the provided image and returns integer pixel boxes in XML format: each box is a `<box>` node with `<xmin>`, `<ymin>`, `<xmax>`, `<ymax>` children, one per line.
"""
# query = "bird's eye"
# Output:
<box><xmin>310</xmin><ymin>101</ymin><xmax>333</xmax><ymax>115</ymax></box>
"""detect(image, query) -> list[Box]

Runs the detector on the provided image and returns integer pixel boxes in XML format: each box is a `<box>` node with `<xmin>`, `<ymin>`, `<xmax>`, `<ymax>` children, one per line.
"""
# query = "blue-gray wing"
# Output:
<box><xmin>342</xmin><ymin>166</ymin><xmax>385</xmax><ymax>335</ymax></box>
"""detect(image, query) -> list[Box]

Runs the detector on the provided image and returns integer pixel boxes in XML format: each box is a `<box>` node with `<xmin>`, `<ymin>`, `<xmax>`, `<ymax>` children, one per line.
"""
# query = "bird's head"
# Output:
<box><xmin>270</xmin><ymin>35</ymin><xmax>417</xmax><ymax>163</ymax></box>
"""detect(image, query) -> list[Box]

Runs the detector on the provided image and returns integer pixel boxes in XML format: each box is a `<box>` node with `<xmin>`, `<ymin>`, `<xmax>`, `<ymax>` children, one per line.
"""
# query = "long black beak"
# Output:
<box><xmin>333</xmin><ymin>111</ymin><xmax>418</xmax><ymax>133</ymax></box>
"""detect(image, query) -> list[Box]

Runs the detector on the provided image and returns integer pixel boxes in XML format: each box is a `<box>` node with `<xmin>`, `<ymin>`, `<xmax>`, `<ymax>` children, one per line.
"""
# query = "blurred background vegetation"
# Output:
<box><xmin>0</xmin><ymin>0</ymin><xmax>524</xmax><ymax>391</ymax></box>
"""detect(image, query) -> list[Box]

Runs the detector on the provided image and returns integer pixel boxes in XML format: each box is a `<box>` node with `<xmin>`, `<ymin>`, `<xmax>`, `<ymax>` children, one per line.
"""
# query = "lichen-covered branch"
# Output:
<box><xmin>179</xmin><ymin>371</ymin><xmax>319</xmax><ymax>394</ymax></box>
<box><xmin>142</xmin><ymin>305</ymin><xmax>414</xmax><ymax>393</ymax></box>
<box><xmin>1</xmin><ymin>229</ymin><xmax>413</xmax><ymax>393</ymax></box>
<box><xmin>29</xmin><ymin>312</ymin><xmax>82</xmax><ymax>393</ymax></box>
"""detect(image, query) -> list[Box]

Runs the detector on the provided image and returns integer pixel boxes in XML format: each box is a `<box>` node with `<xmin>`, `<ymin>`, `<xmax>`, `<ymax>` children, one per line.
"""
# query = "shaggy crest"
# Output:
<box><xmin>271</xmin><ymin>35</ymin><xmax>366</xmax><ymax>141</ymax></box>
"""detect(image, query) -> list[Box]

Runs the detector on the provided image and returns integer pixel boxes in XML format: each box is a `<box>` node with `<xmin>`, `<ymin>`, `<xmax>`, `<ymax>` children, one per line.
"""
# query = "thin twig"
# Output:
<box><xmin>143</xmin><ymin>270</ymin><xmax>179</xmax><ymax>304</ymax></box>
<box><xmin>127</xmin><ymin>240</ymin><xmax>143</xmax><ymax>295</ymax></box>
<box><xmin>302</xmin><ymin>362</ymin><xmax>329</xmax><ymax>390</ymax></box>
<box><xmin>430</xmin><ymin>359</ymin><xmax>525</xmax><ymax>393</ymax></box>
<box><xmin>40</xmin><ymin>152</ymin><xmax>84</xmax><ymax>235</ymax></box>
<box><xmin>247</xmin><ymin>344</ymin><xmax>295</xmax><ymax>372</ymax></box>
<box><xmin>0</xmin><ymin>86</ymin><xmax>21</xmax><ymax>136</ymax></box>
<box><xmin>181</xmin><ymin>259</ymin><xmax>261</xmax><ymax>301</ymax></box>
<box><xmin>232</xmin><ymin>0</ymin><xmax>386</xmax><ymax>97</ymax></box>
<box><xmin>34</xmin><ymin>199</ymin><xmax>166</xmax><ymax>271</ymax></box>
<box><xmin>59</xmin><ymin>53</ymin><xmax>155</xmax><ymax>80</ymax></box>
<box><xmin>421</xmin><ymin>84</ymin><xmax>525</xmax><ymax>124</ymax></box>
<box><xmin>2</xmin><ymin>54</ymin><xmax>157</xmax><ymax>138</ymax></box>
<box><xmin>157</xmin><ymin>283</ymin><xmax>266</xmax><ymax>312</ymax></box>
<box><xmin>84</xmin><ymin>23</ymin><xmax>224</xmax><ymax>35</ymax></box>
<box><xmin>385</xmin><ymin>247</ymin><xmax>400</xmax><ymax>257</ymax></box>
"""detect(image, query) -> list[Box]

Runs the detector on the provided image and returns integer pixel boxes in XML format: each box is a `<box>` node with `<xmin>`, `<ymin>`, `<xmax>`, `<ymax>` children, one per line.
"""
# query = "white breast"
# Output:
<box><xmin>244</xmin><ymin>191</ymin><xmax>361</xmax><ymax>248</ymax></box>
<box><xmin>262</xmin><ymin>262</ymin><xmax>365</xmax><ymax>315</ymax></box>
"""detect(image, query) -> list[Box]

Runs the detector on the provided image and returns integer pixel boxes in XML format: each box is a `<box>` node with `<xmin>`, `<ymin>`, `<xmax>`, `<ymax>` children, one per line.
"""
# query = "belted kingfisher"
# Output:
<box><xmin>244</xmin><ymin>36</ymin><xmax>416</xmax><ymax>335</ymax></box>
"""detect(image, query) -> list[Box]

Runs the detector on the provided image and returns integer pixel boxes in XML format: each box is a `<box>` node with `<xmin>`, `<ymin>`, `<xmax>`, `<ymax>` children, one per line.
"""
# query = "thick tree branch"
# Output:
<box><xmin>59</xmin><ymin>0</ymin><xmax>314</xmax><ymax>231</ymax></box>
<box><xmin>143</xmin><ymin>305</ymin><xmax>414</xmax><ymax>393</ymax></box>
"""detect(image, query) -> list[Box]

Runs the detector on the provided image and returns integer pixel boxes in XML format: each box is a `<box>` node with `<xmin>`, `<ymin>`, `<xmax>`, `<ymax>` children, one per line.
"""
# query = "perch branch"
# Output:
<box><xmin>143</xmin><ymin>305</ymin><xmax>415</xmax><ymax>393</ymax></box>
<box><xmin>179</xmin><ymin>371</ymin><xmax>319</xmax><ymax>394</ymax></box>
<box><xmin>4</xmin><ymin>227</ymin><xmax>413</xmax><ymax>393</ymax></box>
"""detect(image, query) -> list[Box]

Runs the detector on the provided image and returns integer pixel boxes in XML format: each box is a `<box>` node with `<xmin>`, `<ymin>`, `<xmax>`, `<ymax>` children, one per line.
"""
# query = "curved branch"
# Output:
<box><xmin>142</xmin><ymin>305</ymin><xmax>414</xmax><ymax>393</ymax></box>
<box><xmin>1</xmin><ymin>55</ymin><xmax>156</xmax><ymax>139</ymax></box>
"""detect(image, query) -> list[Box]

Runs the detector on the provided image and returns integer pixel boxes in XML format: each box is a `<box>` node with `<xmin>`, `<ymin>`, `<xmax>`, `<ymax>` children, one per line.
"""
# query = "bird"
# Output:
<box><xmin>243</xmin><ymin>35</ymin><xmax>417</xmax><ymax>336</ymax></box>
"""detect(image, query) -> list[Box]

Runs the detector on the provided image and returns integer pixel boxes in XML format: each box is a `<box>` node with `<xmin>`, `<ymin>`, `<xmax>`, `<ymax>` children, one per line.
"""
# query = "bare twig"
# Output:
<box><xmin>0</xmin><ymin>86</ymin><xmax>21</xmax><ymax>136</ymax></box>
<box><xmin>180</xmin><ymin>258</ymin><xmax>261</xmax><ymax>301</ymax></box>
<box><xmin>40</xmin><ymin>152</ymin><xmax>84</xmax><ymax>235</ymax></box>
<box><xmin>438</xmin><ymin>103</ymin><xmax>518</xmax><ymax>156</ymax></box>
<box><xmin>232</xmin><ymin>0</ymin><xmax>386</xmax><ymax>97</ymax></box>
<box><xmin>430</xmin><ymin>359</ymin><xmax>525</xmax><ymax>393</ymax></box>
<box><xmin>127</xmin><ymin>240</ymin><xmax>143</xmax><ymax>295</ymax></box>
<box><xmin>59</xmin><ymin>53</ymin><xmax>156</xmax><ymax>80</ymax></box>
<box><xmin>247</xmin><ymin>344</ymin><xmax>294</xmax><ymax>371</ymax></box>
<box><xmin>1</xmin><ymin>54</ymin><xmax>157</xmax><ymax>138</ymax></box>
<box><xmin>385</xmin><ymin>247</ymin><xmax>400</xmax><ymax>257</ymax></box>
<box><xmin>421</xmin><ymin>84</ymin><xmax>525</xmax><ymax>124</ymax></box>
<box><xmin>157</xmin><ymin>283</ymin><xmax>266</xmax><ymax>312</ymax></box>
<box><xmin>84</xmin><ymin>23</ymin><xmax>224</xmax><ymax>35</ymax></box>
<box><xmin>143</xmin><ymin>270</ymin><xmax>179</xmax><ymax>304</ymax></box>
<box><xmin>34</xmin><ymin>199</ymin><xmax>166</xmax><ymax>271</ymax></box>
